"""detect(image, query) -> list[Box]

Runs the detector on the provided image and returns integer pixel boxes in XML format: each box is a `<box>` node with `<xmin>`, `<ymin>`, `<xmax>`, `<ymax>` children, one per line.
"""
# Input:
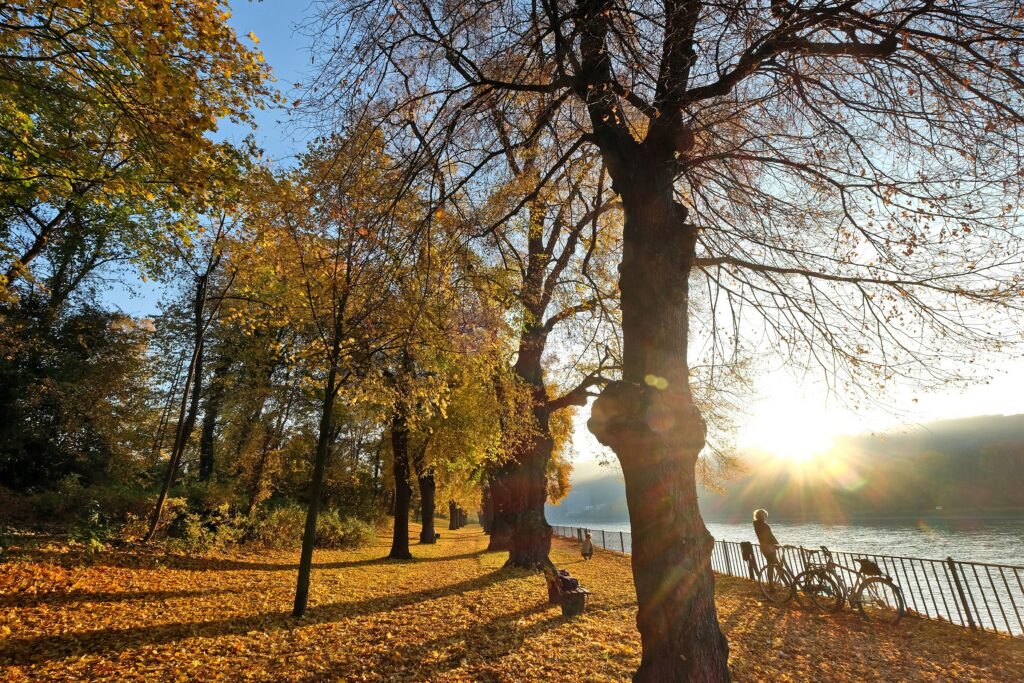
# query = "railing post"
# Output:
<box><xmin>722</xmin><ymin>539</ymin><xmax>732</xmax><ymax>576</ymax></box>
<box><xmin>947</xmin><ymin>557</ymin><xmax>977</xmax><ymax>630</ymax></box>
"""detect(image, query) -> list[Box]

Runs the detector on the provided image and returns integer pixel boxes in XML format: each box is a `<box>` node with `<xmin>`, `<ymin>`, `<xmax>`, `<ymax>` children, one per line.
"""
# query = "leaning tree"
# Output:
<box><xmin>307</xmin><ymin>0</ymin><xmax>1024</xmax><ymax>679</ymax></box>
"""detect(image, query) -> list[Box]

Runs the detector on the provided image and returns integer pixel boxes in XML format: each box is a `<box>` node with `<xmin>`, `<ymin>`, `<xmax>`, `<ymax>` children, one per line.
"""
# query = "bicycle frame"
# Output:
<box><xmin>802</xmin><ymin>546</ymin><xmax>892</xmax><ymax>603</ymax></box>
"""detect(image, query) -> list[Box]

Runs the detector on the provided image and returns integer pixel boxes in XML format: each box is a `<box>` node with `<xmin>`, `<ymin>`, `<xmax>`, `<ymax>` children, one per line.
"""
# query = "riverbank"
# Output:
<box><xmin>2</xmin><ymin>526</ymin><xmax>1022</xmax><ymax>681</ymax></box>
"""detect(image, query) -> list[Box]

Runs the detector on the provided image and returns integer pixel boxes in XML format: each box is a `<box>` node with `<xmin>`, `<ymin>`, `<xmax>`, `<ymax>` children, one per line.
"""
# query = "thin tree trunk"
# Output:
<box><xmin>389</xmin><ymin>410</ymin><xmax>413</xmax><ymax>559</ymax></box>
<box><xmin>372</xmin><ymin>438</ymin><xmax>383</xmax><ymax>497</ymax></box>
<box><xmin>198</xmin><ymin>354</ymin><xmax>231</xmax><ymax>481</ymax></box>
<box><xmin>588</xmin><ymin>177</ymin><xmax>729</xmax><ymax>682</ymax></box>
<box><xmin>143</xmin><ymin>271</ymin><xmax>211</xmax><ymax>542</ymax></box>
<box><xmin>150</xmin><ymin>351</ymin><xmax>185</xmax><ymax>462</ymax></box>
<box><xmin>292</xmin><ymin>353</ymin><xmax>340</xmax><ymax>617</ymax></box>
<box><xmin>448</xmin><ymin>500</ymin><xmax>459</xmax><ymax>531</ymax></box>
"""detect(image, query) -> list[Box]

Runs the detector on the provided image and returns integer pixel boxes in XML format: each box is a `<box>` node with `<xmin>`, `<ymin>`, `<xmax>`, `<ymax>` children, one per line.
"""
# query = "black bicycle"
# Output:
<box><xmin>757</xmin><ymin>545</ymin><xmax>842</xmax><ymax>609</ymax></box>
<box><xmin>797</xmin><ymin>545</ymin><xmax>906</xmax><ymax>624</ymax></box>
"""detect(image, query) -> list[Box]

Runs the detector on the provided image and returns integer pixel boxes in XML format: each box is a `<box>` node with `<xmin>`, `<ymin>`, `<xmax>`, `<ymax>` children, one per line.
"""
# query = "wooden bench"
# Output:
<box><xmin>542</xmin><ymin>562</ymin><xmax>590</xmax><ymax>617</ymax></box>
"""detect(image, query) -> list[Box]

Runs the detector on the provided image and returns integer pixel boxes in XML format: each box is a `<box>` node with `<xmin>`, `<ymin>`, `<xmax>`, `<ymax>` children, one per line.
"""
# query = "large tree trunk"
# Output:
<box><xmin>389</xmin><ymin>411</ymin><xmax>413</xmax><ymax>559</ymax></box>
<box><xmin>587</xmin><ymin>177</ymin><xmax>729</xmax><ymax>682</ymax></box>
<box><xmin>485</xmin><ymin>468</ymin><xmax>514</xmax><ymax>549</ymax></box>
<box><xmin>291</xmin><ymin>355</ymin><xmax>339</xmax><ymax>617</ymax></box>
<box><xmin>480</xmin><ymin>479</ymin><xmax>494</xmax><ymax>534</ymax></box>
<box><xmin>414</xmin><ymin>444</ymin><xmax>436</xmax><ymax>544</ymax></box>
<box><xmin>505</xmin><ymin>423</ymin><xmax>553</xmax><ymax>567</ymax></box>
<box><xmin>500</xmin><ymin>195</ymin><xmax>558</xmax><ymax>566</ymax></box>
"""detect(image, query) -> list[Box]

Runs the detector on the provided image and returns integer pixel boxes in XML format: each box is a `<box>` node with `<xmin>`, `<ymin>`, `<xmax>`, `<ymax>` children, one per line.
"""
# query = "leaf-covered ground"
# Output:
<box><xmin>2</xmin><ymin>526</ymin><xmax>1022</xmax><ymax>681</ymax></box>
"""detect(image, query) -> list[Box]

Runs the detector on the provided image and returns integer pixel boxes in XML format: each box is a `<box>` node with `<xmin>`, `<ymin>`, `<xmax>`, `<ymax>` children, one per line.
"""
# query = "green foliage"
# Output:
<box><xmin>166</xmin><ymin>503</ymin><xmax>245</xmax><ymax>555</ymax></box>
<box><xmin>68</xmin><ymin>499</ymin><xmax>111</xmax><ymax>553</ymax></box>
<box><xmin>0</xmin><ymin>0</ymin><xmax>272</xmax><ymax>293</ymax></box>
<box><xmin>248</xmin><ymin>502</ymin><xmax>375</xmax><ymax>550</ymax></box>
<box><xmin>314</xmin><ymin>510</ymin><xmax>376</xmax><ymax>549</ymax></box>
<box><xmin>0</xmin><ymin>304</ymin><xmax>155</xmax><ymax>491</ymax></box>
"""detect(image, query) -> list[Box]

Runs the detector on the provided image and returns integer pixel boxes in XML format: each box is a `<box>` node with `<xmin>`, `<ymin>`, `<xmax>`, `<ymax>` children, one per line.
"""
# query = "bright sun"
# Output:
<box><xmin>763</xmin><ymin>426</ymin><xmax>835</xmax><ymax>464</ymax></box>
<box><xmin>738</xmin><ymin>380</ymin><xmax>849</xmax><ymax>466</ymax></box>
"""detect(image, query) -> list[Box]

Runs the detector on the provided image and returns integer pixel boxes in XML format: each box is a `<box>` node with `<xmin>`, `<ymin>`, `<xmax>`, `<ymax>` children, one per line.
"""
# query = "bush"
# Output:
<box><xmin>166</xmin><ymin>503</ymin><xmax>245</xmax><ymax>555</ymax></box>
<box><xmin>315</xmin><ymin>510</ymin><xmax>375</xmax><ymax>549</ymax></box>
<box><xmin>248</xmin><ymin>503</ymin><xmax>375</xmax><ymax>550</ymax></box>
<box><xmin>247</xmin><ymin>503</ymin><xmax>305</xmax><ymax>549</ymax></box>
<box><xmin>68</xmin><ymin>499</ymin><xmax>111</xmax><ymax>557</ymax></box>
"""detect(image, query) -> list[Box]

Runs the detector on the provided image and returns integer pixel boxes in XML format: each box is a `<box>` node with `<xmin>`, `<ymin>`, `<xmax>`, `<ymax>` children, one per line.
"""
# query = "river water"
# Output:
<box><xmin>549</xmin><ymin>518</ymin><xmax>1024</xmax><ymax>566</ymax></box>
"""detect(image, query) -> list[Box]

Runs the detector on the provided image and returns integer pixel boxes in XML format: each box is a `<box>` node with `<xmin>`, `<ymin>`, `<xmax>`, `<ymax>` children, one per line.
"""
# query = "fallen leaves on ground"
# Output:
<box><xmin>1</xmin><ymin>527</ymin><xmax>1022</xmax><ymax>681</ymax></box>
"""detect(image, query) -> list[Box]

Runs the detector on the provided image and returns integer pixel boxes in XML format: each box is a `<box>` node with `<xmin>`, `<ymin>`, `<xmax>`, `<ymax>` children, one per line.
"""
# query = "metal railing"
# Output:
<box><xmin>552</xmin><ymin>524</ymin><xmax>1024</xmax><ymax>637</ymax></box>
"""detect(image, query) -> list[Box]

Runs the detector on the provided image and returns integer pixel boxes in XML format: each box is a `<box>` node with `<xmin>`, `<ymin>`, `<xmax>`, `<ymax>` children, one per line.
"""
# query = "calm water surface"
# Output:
<box><xmin>551</xmin><ymin>518</ymin><xmax>1024</xmax><ymax>566</ymax></box>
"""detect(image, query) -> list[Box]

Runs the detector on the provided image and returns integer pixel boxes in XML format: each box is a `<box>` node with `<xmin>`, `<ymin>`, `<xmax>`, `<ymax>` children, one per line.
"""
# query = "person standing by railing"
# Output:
<box><xmin>582</xmin><ymin>532</ymin><xmax>594</xmax><ymax>560</ymax></box>
<box><xmin>753</xmin><ymin>509</ymin><xmax>780</xmax><ymax>565</ymax></box>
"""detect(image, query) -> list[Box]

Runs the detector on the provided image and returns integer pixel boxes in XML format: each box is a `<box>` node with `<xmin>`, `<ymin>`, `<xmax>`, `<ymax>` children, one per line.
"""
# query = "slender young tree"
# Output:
<box><xmin>144</xmin><ymin>223</ymin><xmax>236</xmax><ymax>542</ymax></box>
<box><xmin>240</xmin><ymin>127</ymin><xmax>418</xmax><ymax>617</ymax></box>
<box><xmin>308</xmin><ymin>1</ymin><xmax>1024</xmax><ymax>679</ymax></box>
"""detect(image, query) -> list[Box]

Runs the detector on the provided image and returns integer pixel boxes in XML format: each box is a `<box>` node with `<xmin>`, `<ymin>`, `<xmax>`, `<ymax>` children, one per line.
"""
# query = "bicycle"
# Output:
<box><xmin>796</xmin><ymin>545</ymin><xmax>906</xmax><ymax>624</ymax></box>
<box><xmin>755</xmin><ymin>545</ymin><xmax>812</xmax><ymax>607</ymax></box>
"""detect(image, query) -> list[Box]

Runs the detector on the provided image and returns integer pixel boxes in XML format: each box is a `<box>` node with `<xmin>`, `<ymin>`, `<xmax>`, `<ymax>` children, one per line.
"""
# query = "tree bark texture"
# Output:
<box><xmin>414</xmin><ymin>444</ymin><xmax>436</xmax><ymax>544</ymax></box>
<box><xmin>587</xmin><ymin>172</ymin><xmax>729</xmax><ymax>682</ymax></box>
<box><xmin>389</xmin><ymin>410</ymin><xmax>413</xmax><ymax>559</ymax></box>
<box><xmin>480</xmin><ymin>480</ymin><xmax>494</xmax><ymax>534</ymax></box>
<box><xmin>485</xmin><ymin>467</ymin><xmax>514</xmax><ymax>549</ymax></box>
<box><xmin>198</xmin><ymin>354</ymin><xmax>231</xmax><ymax>482</ymax></box>
<box><xmin>292</xmin><ymin>342</ymin><xmax>340</xmax><ymax>616</ymax></box>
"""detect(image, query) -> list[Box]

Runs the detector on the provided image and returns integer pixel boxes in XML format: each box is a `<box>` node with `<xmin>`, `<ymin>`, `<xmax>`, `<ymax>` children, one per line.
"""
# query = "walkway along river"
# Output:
<box><xmin>552</xmin><ymin>524</ymin><xmax>1024</xmax><ymax>636</ymax></box>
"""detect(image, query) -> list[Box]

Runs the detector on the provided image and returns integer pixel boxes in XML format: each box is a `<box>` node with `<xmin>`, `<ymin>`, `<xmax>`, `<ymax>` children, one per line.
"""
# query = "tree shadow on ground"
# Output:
<box><xmin>0</xmin><ymin>587</ymin><xmax>241</xmax><ymax>609</ymax></box>
<box><xmin>0</xmin><ymin>568</ymin><xmax>513</xmax><ymax>666</ymax></box>
<box><xmin>8</xmin><ymin>548</ymin><xmax>488</xmax><ymax>573</ymax></box>
<box><xmin>297</xmin><ymin>600</ymin><xmax>564</xmax><ymax>682</ymax></box>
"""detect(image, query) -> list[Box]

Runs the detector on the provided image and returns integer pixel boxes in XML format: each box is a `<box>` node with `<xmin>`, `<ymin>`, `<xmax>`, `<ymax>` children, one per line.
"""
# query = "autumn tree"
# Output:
<box><xmin>0</xmin><ymin>1</ymin><xmax>270</xmax><ymax>297</ymax></box>
<box><xmin>477</xmin><ymin>146</ymin><xmax>621</xmax><ymax>567</ymax></box>
<box><xmin>307</xmin><ymin>1</ymin><xmax>1024</xmax><ymax>679</ymax></box>
<box><xmin>243</xmin><ymin>126</ymin><xmax>422</xmax><ymax>616</ymax></box>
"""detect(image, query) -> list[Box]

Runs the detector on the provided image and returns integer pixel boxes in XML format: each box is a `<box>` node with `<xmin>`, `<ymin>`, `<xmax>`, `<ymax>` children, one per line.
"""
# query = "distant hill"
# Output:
<box><xmin>548</xmin><ymin>414</ymin><xmax>1024</xmax><ymax>524</ymax></box>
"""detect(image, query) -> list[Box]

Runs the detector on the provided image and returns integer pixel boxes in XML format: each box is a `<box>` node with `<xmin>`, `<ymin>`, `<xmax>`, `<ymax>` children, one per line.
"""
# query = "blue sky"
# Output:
<box><xmin>221</xmin><ymin>1</ymin><xmax>316</xmax><ymax>165</ymax></box>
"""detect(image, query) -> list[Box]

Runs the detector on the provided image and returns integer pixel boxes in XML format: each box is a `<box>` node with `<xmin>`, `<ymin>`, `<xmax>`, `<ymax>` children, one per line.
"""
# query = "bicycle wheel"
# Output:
<box><xmin>855</xmin><ymin>577</ymin><xmax>905</xmax><ymax>625</ymax></box>
<box><xmin>795</xmin><ymin>570</ymin><xmax>844</xmax><ymax>613</ymax></box>
<box><xmin>757</xmin><ymin>563</ymin><xmax>794</xmax><ymax>605</ymax></box>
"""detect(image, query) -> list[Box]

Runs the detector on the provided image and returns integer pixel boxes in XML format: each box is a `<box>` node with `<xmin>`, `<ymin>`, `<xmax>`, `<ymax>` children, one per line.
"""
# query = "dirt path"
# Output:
<box><xmin>1</xmin><ymin>526</ymin><xmax>1021</xmax><ymax>681</ymax></box>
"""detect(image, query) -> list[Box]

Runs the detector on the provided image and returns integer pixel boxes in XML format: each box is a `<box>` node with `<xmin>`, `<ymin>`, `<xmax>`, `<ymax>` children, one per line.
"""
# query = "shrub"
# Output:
<box><xmin>248</xmin><ymin>503</ymin><xmax>375</xmax><ymax>550</ymax></box>
<box><xmin>247</xmin><ymin>503</ymin><xmax>305</xmax><ymax>549</ymax></box>
<box><xmin>315</xmin><ymin>510</ymin><xmax>375</xmax><ymax>549</ymax></box>
<box><xmin>166</xmin><ymin>503</ymin><xmax>245</xmax><ymax>554</ymax></box>
<box><xmin>68</xmin><ymin>499</ymin><xmax>111</xmax><ymax>557</ymax></box>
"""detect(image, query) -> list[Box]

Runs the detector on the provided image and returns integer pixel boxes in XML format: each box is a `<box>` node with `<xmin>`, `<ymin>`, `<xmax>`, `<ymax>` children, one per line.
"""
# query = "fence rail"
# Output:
<box><xmin>552</xmin><ymin>524</ymin><xmax>1024</xmax><ymax>637</ymax></box>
